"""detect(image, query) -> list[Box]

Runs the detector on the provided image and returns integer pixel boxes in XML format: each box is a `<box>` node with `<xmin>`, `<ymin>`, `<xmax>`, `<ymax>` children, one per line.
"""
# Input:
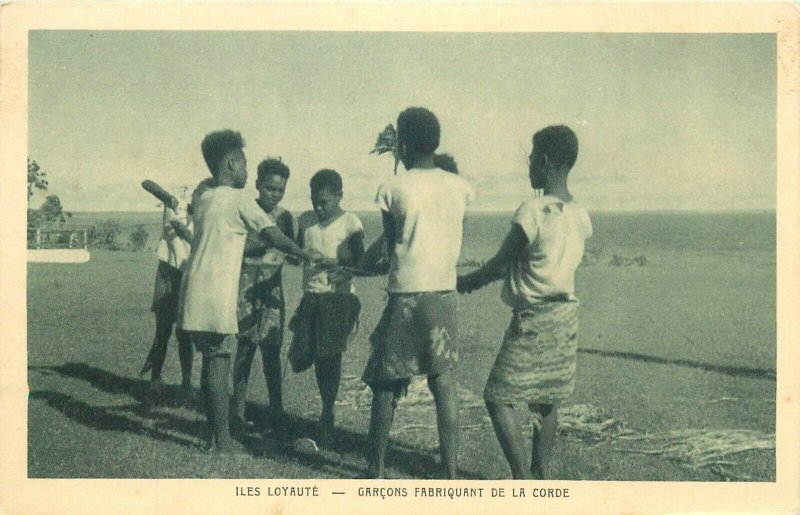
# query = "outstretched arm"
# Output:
<box><xmin>357</xmin><ymin>233</ymin><xmax>389</xmax><ymax>276</ymax></box>
<box><xmin>350</xmin><ymin>213</ymin><xmax>393</xmax><ymax>277</ymax></box>
<box><xmin>334</xmin><ymin>230</ymin><xmax>373</xmax><ymax>279</ymax></box>
<box><xmin>278</xmin><ymin>211</ymin><xmax>295</xmax><ymax>241</ymax></box>
<box><xmin>281</xmin><ymin>212</ymin><xmax>304</xmax><ymax>266</ymax></box>
<box><xmin>358</xmin><ymin>213</ymin><xmax>394</xmax><ymax>276</ymax></box>
<box><xmin>259</xmin><ymin>225</ymin><xmax>333</xmax><ymax>266</ymax></box>
<box><xmin>382</xmin><ymin>210</ymin><xmax>396</xmax><ymax>261</ymax></box>
<box><xmin>170</xmin><ymin>220</ymin><xmax>194</xmax><ymax>243</ymax></box>
<box><xmin>457</xmin><ymin>223</ymin><xmax>528</xmax><ymax>293</ymax></box>
<box><xmin>347</xmin><ymin>230</ymin><xmax>366</xmax><ymax>267</ymax></box>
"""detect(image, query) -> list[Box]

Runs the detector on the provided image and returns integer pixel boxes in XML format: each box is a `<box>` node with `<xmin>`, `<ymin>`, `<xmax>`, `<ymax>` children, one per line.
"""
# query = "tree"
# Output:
<box><xmin>39</xmin><ymin>195</ymin><xmax>66</xmax><ymax>224</ymax></box>
<box><xmin>27</xmin><ymin>158</ymin><xmax>48</xmax><ymax>207</ymax></box>
<box><xmin>87</xmin><ymin>220</ymin><xmax>122</xmax><ymax>249</ymax></box>
<box><xmin>370</xmin><ymin>124</ymin><xmax>399</xmax><ymax>174</ymax></box>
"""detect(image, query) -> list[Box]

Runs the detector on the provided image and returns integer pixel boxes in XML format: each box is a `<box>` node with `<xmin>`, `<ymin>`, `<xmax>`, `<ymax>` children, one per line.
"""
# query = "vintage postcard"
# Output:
<box><xmin>1</xmin><ymin>2</ymin><xmax>798</xmax><ymax>514</ymax></box>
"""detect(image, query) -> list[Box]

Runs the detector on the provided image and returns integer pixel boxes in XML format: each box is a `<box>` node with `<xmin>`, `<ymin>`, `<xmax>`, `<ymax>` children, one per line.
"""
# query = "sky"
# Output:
<box><xmin>28</xmin><ymin>31</ymin><xmax>776</xmax><ymax>212</ymax></box>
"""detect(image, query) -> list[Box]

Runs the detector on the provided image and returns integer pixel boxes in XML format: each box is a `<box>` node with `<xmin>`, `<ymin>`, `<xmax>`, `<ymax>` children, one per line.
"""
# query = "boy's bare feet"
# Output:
<box><xmin>232</xmin><ymin>416</ymin><xmax>257</xmax><ymax>437</ymax></box>
<box><xmin>316</xmin><ymin>424</ymin><xmax>334</xmax><ymax>450</ymax></box>
<box><xmin>267</xmin><ymin>408</ymin><xmax>291</xmax><ymax>432</ymax></box>
<box><xmin>144</xmin><ymin>378</ymin><xmax>164</xmax><ymax>406</ymax></box>
<box><xmin>139</xmin><ymin>358</ymin><xmax>153</xmax><ymax>377</ymax></box>
<box><xmin>201</xmin><ymin>438</ymin><xmax>250</xmax><ymax>456</ymax></box>
<box><xmin>316</xmin><ymin>412</ymin><xmax>336</xmax><ymax>449</ymax></box>
<box><xmin>179</xmin><ymin>381</ymin><xmax>194</xmax><ymax>408</ymax></box>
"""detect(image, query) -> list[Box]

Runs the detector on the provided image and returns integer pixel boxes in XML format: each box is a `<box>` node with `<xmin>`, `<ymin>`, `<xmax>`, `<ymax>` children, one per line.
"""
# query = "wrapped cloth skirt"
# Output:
<box><xmin>362</xmin><ymin>291</ymin><xmax>459</xmax><ymax>390</ymax></box>
<box><xmin>483</xmin><ymin>301</ymin><xmax>579</xmax><ymax>407</ymax></box>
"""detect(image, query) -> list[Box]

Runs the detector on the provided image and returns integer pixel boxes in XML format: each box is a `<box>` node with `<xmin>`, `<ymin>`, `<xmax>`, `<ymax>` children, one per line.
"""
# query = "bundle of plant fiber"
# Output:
<box><xmin>399</xmin><ymin>376</ymin><xmax>484</xmax><ymax>410</ymax></box>
<box><xmin>338</xmin><ymin>375</ymin><xmax>484</xmax><ymax>411</ymax></box>
<box><xmin>613</xmin><ymin>428</ymin><xmax>774</xmax><ymax>480</ymax></box>
<box><xmin>556</xmin><ymin>404</ymin><xmax>633</xmax><ymax>442</ymax></box>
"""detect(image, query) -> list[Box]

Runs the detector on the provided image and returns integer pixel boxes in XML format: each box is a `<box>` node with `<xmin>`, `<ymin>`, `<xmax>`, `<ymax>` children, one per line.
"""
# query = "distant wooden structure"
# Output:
<box><xmin>27</xmin><ymin>227</ymin><xmax>90</xmax><ymax>263</ymax></box>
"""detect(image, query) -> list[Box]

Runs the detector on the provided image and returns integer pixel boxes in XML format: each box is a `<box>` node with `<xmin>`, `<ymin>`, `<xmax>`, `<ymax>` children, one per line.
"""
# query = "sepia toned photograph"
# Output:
<box><xmin>3</xmin><ymin>2</ymin><xmax>799</xmax><ymax>514</ymax></box>
<box><xmin>25</xmin><ymin>28</ymin><xmax>777</xmax><ymax>481</ymax></box>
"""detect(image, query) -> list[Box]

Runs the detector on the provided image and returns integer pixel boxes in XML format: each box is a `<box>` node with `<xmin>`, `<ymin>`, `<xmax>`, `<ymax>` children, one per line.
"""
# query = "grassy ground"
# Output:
<box><xmin>27</xmin><ymin>237</ymin><xmax>775</xmax><ymax>480</ymax></box>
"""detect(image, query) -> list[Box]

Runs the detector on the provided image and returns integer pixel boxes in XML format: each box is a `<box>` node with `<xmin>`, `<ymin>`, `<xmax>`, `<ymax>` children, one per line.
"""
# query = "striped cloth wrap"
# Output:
<box><xmin>484</xmin><ymin>300</ymin><xmax>580</xmax><ymax>408</ymax></box>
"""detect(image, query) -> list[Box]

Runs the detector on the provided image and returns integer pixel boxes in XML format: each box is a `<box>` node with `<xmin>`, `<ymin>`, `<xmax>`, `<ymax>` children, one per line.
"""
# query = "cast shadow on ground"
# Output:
<box><xmin>28</xmin><ymin>390</ymin><xmax>203</xmax><ymax>449</ymax></box>
<box><xmin>29</xmin><ymin>362</ymin><xmax>193</xmax><ymax>408</ymax></box>
<box><xmin>577</xmin><ymin>348</ymin><xmax>776</xmax><ymax>381</ymax></box>
<box><xmin>28</xmin><ymin>362</ymin><xmax>484</xmax><ymax>479</ymax></box>
<box><xmin>251</xmin><ymin>403</ymin><xmax>485</xmax><ymax>480</ymax></box>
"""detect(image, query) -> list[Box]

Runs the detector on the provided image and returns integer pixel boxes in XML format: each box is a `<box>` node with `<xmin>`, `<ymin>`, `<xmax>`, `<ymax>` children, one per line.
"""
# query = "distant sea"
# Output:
<box><xmin>66</xmin><ymin>210</ymin><xmax>776</xmax><ymax>258</ymax></box>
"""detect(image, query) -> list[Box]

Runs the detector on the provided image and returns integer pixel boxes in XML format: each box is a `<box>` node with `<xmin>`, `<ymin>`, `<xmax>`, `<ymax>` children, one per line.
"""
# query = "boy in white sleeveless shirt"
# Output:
<box><xmin>290</xmin><ymin>169</ymin><xmax>364</xmax><ymax>447</ymax></box>
<box><xmin>362</xmin><ymin>108</ymin><xmax>475</xmax><ymax>479</ymax></box>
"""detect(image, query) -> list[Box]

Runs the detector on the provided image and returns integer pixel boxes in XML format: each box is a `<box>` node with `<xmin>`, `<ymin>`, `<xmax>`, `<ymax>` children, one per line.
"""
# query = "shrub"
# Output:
<box><xmin>40</xmin><ymin>195</ymin><xmax>66</xmax><ymax>224</ymax></box>
<box><xmin>27</xmin><ymin>209</ymin><xmax>44</xmax><ymax>230</ymax></box>
<box><xmin>581</xmin><ymin>247</ymin><xmax>603</xmax><ymax>267</ymax></box>
<box><xmin>129</xmin><ymin>225</ymin><xmax>149</xmax><ymax>251</ymax></box>
<box><xmin>609</xmin><ymin>254</ymin><xmax>648</xmax><ymax>267</ymax></box>
<box><xmin>88</xmin><ymin>220</ymin><xmax>122</xmax><ymax>249</ymax></box>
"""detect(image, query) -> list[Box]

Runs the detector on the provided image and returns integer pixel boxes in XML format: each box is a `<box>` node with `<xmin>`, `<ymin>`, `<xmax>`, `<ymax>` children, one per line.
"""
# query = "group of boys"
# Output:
<box><xmin>140</xmin><ymin>107</ymin><xmax>592</xmax><ymax>480</ymax></box>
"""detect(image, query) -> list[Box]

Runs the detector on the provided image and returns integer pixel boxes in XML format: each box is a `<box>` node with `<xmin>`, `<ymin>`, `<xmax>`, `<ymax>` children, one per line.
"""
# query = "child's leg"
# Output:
<box><xmin>176</xmin><ymin>329</ymin><xmax>194</xmax><ymax>392</ymax></box>
<box><xmin>529</xmin><ymin>403</ymin><xmax>558</xmax><ymax>479</ymax></box>
<box><xmin>261</xmin><ymin>342</ymin><xmax>284</xmax><ymax>415</ymax></box>
<box><xmin>365</xmin><ymin>385</ymin><xmax>399</xmax><ymax>479</ymax></box>
<box><xmin>314</xmin><ymin>354</ymin><xmax>342</xmax><ymax>442</ymax></box>
<box><xmin>144</xmin><ymin>311</ymin><xmax>173</xmax><ymax>383</ymax></box>
<box><xmin>486</xmin><ymin>401</ymin><xmax>532</xmax><ymax>479</ymax></box>
<box><xmin>206</xmin><ymin>352</ymin><xmax>236</xmax><ymax>451</ymax></box>
<box><xmin>427</xmin><ymin>369</ymin><xmax>461</xmax><ymax>479</ymax></box>
<box><xmin>200</xmin><ymin>353</ymin><xmax>213</xmax><ymax>446</ymax></box>
<box><xmin>196</xmin><ymin>333</ymin><xmax>242</xmax><ymax>453</ymax></box>
<box><xmin>232</xmin><ymin>338</ymin><xmax>257</xmax><ymax>423</ymax></box>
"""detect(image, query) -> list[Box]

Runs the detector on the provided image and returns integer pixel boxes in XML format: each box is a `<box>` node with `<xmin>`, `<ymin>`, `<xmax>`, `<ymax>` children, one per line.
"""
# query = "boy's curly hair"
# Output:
<box><xmin>201</xmin><ymin>130</ymin><xmax>245</xmax><ymax>176</ymax></box>
<box><xmin>257</xmin><ymin>158</ymin><xmax>290</xmax><ymax>182</ymax></box>
<box><xmin>310</xmin><ymin>169</ymin><xmax>343</xmax><ymax>194</ymax></box>
<box><xmin>533</xmin><ymin>125</ymin><xmax>579</xmax><ymax>170</ymax></box>
<box><xmin>397</xmin><ymin>107</ymin><xmax>440</xmax><ymax>156</ymax></box>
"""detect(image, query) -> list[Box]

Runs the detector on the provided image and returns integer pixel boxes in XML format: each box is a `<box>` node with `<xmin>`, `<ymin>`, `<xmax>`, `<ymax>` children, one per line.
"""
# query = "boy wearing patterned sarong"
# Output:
<box><xmin>362</xmin><ymin>108</ymin><xmax>476</xmax><ymax>479</ymax></box>
<box><xmin>232</xmin><ymin>158</ymin><xmax>295</xmax><ymax>432</ymax></box>
<box><xmin>458</xmin><ymin>125</ymin><xmax>592</xmax><ymax>479</ymax></box>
